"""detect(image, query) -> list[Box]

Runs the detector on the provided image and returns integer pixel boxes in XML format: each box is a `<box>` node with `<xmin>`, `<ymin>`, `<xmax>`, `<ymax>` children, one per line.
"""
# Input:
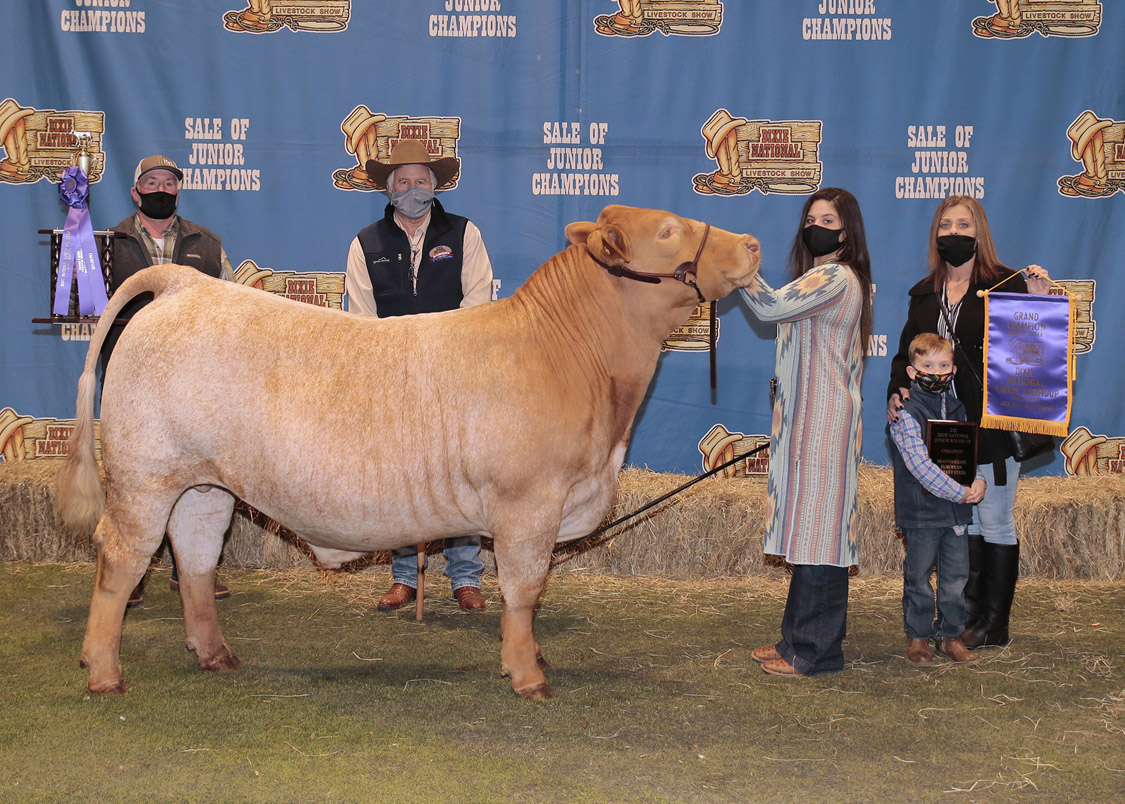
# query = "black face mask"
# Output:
<box><xmin>936</xmin><ymin>234</ymin><xmax>976</xmax><ymax>267</ymax></box>
<box><xmin>802</xmin><ymin>224</ymin><xmax>843</xmax><ymax>258</ymax></box>
<box><xmin>914</xmin><ymin>371</ymin><xmax>954</xmax><ymax>394</ymax></box>
<box><xmin>137</xmin><ymin>190</ymin><xmax>178</xmax><ymax>220</ymax></box>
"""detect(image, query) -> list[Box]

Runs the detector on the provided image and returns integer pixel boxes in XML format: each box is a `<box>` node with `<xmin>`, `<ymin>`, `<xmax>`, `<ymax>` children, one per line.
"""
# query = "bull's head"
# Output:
<box><xmin>566</xmin><ymin>205</ymin><xmax>760</xmax><ymax>303</ymax></box>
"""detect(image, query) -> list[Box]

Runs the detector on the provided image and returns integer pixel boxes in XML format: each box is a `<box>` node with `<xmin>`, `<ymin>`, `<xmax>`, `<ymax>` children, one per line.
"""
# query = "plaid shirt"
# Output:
<box><xmin>132</xmin><ymin>213</ymin><xmax>234</xmax><ymax>280</ymax></box>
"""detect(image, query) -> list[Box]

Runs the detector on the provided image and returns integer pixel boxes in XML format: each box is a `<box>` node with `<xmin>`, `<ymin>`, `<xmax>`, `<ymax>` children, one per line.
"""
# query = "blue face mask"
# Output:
<box><xmin>390</xmin><ymin>186</ymin><xmax>435</xmax><ymax>219</ymax></box>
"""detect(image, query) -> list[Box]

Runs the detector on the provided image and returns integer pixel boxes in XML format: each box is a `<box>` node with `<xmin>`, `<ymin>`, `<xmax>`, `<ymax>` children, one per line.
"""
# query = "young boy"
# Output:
<box><xmin>889</xmin><ymin>333</ymin><xmax>987</xmax><ymax>666</ymax></box>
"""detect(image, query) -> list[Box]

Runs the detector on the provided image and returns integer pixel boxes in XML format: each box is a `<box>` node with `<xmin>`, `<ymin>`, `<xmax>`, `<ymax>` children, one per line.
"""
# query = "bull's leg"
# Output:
<box><xmin>167</xmin><ymin>487</ymin><xmax>241</xmax><ymax>673</ymax></box>
<box><xmin>493</xmin><ymin>532</ymin><xmax>554</xmax><ymax>699</ymax></box>
<box><xmin>80</xmin><ymin>512</ymin><xmax>165</xmax><ymax>694</ymax></box>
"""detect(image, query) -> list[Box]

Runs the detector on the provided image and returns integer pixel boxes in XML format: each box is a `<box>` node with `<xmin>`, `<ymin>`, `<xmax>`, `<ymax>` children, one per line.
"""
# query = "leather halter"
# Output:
<box><xmin>599</xmin><ymin>223</ymin><xmax>711</xmax><ymax>305</ymax></box>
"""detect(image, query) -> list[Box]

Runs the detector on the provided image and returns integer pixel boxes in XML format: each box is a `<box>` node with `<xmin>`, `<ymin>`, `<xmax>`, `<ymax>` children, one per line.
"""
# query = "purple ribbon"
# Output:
<box><xmin>985</xmin><ymin>291</ymin><xmax>1070</xmax><ymax>425</ymax></box>
<box><xmin>55</xmin><ymin>166</ymin><xmax>109</xmax><ymax>316</ymax></box>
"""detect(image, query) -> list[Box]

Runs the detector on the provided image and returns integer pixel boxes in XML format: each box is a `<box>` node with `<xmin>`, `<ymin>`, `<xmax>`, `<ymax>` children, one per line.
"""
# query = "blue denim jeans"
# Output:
<box><xmin>969</xmin><ymin>457</ymin><xmax>1020</xmax><ymax>545</ymax></box>
<box><xmin>390</xmin><ymin>535</ymin><xmax>483</xmax><ymax>591</ymax></box>
<box><xmin>776</xmin><ymin>564</ymin><xmax>850</xmax><ymax>676</ymax></box>
<box><xmin>901</xmin><ymin>527</ymin><xmax>970</xmax><ymax>639</ymax></box>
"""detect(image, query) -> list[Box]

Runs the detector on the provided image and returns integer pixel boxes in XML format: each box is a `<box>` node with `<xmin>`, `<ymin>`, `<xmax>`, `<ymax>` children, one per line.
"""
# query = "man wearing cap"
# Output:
<box><xmin>106</xmin><ymin>154</ymin><xmax>235</xmax><ymax>608</ymax></box>
<box><xmin>344</xmin><ymin>139</ymin><xmax>493</xmax><ymax>613</ymax></box>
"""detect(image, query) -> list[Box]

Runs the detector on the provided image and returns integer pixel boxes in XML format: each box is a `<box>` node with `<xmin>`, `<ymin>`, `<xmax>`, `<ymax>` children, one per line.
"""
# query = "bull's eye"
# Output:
<box><xmin>659</xmin><ymin>228</ymin><xmax>673</xmax><ymax>239</ymax></box>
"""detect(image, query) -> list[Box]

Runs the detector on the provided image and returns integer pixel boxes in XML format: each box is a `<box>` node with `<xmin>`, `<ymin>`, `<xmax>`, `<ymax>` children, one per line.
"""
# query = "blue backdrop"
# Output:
<box><xmin>2</xmin><ymin>1</ymin><xmax>1122</xmax><ymax>477</ymax></box>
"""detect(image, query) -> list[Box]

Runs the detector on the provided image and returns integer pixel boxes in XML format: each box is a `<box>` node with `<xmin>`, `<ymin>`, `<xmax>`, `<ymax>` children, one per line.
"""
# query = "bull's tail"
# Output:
<box><xmin>54</xmin><ymin>264</ymin><xmax>197</xmax><ymax>534</ymax></box>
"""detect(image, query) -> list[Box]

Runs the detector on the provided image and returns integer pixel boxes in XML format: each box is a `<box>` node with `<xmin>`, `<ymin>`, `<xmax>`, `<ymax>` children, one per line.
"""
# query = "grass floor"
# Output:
<box><xmin>1</xmin><ymin>563</ymin><xmax>1122</xmax><ymax>803</ymax></box>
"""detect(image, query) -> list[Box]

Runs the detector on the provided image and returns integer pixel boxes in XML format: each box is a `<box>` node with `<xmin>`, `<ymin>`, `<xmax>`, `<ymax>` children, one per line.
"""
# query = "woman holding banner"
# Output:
<box><xmin>740</xmin><ymin>188</ymin><xmax>873</xmax><ymax>677</ymax></box>
<box><xmin>887</xmin><ymin>196</ymin><xmax>1051</xmax><ymax>649</ymax></box>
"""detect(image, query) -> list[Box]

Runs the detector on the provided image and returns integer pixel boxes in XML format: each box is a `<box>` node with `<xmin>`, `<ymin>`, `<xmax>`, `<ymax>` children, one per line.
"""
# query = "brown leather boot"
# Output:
<box><xmin>906</xmin><ymin>638</ymin><xmax>932</xmax><ymax>666</ymax></box>
<box><xmin>934</xmin><ymin>637</ymin><xmax>979</xmax><ymax>664</ymax></box>
<box><xmin>377</xmin><ymin>582</ymin><xmax>416</xmax><ymax>611</ymax></box>
<box><xmin>453</xmin><ymin>586</ymin><xmax>486</xmax><ymax>612</ymax></box>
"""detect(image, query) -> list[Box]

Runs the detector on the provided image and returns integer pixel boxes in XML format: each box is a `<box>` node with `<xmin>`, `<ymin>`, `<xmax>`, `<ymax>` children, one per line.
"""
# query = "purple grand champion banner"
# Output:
<box><xmin>54</xmin><ymin>167</ymin><xmax>109</xmax><ymax>318</ymax></box>
<box><xmin>982</xmin><ymin>291</ymin><xmax>1073</xmax><ymax>438</ymax></box>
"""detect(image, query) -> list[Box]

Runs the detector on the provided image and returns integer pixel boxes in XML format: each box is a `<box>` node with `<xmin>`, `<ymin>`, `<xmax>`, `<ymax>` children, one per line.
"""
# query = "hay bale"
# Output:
<box><xmin>3</xmin><ymin>459</ymin><xmax>1124</xmax><ymax>579</ymax></box>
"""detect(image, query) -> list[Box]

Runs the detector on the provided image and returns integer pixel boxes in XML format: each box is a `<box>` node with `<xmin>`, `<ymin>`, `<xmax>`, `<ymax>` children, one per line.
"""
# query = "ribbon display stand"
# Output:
<box><xmin>31</xmin><ymin>227</ymin><xmax>118</xmax><ymax>324</ymax></box>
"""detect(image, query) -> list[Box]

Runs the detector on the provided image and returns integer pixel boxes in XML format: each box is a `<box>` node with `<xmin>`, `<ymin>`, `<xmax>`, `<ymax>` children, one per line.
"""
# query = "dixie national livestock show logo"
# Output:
<box><xmin>693</xmin><ymin>110</ymin><xmax>823</xmax><ymax>196</ymax></box>
<box><xmin>233</xmin><ymin>261</ymin><xmax>345</xmax><ymax>308</ymax></box>
<box><xmin>594</xmin><ymin>0</ymin><xmax>723</xmax><ymax>37</ymax></box>
<box><xmin>0</xmin><ymin>408</ymin><xmax>101</xmax><ymax>463</ymax></box>
<box><xmin>972</xmin><ymin>0</ymin><xmax>1101</xmax><ymax>39</ymax></box>
<box><xmin>698</xmin><ymin>424</ymin><xmax>770</xmax><ymax>478</ymax></box>
<box><xmin>1058</xmin><ymin>111</ymin><xmax>1124</xmax><ymax>198</ymax></box>
<box><xmin>333</xmin><ymin>107</ymin><xmax>461</xmax><ymax>192</ymax></box>
<box><xmin>0</xmin><ymin>99</ymin><xmax>105</xmax><ymax>186</ymax></box>
<box><xmin>663</xmin><ymin>303</ymin><xmax>716</xmax><ymax>352</ymax></box>
<box><xmin>224</xmin><ymin>0</ymin><xmax>350</xmax><ymax>33</ymax></box>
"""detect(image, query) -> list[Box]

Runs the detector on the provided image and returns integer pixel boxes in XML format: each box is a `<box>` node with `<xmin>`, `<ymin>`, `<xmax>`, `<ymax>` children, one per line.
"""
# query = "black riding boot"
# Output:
<box><xmin>962</xmin><ymin>541</ymin><xmax>1019</xmax><ymax>648</ymax></box>
<box><xmin>962</xmin><ymin>534</ymin><xmax>986</xmax><ymax>632</ymax></box>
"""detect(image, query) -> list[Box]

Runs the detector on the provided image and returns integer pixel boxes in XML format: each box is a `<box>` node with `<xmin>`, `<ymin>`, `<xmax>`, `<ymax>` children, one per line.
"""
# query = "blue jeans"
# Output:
<box><xmin>969</xmin><ymin>457</ymin><xmax>1020</xmax><ymax>546</ymax></box>
<box><xmin>776</xmin><ymin>564</ymin><xmax>849</xmax><ymax>676</ymax></box>
<box><xmin>901</xmin><ymin>527</ymin><xmax>970</xmax><ymax>639</ymax></box>
<box><xmin>390</xmin><ymin>535</ymin><xmax>483</xmax><ymax>591</ymax></box>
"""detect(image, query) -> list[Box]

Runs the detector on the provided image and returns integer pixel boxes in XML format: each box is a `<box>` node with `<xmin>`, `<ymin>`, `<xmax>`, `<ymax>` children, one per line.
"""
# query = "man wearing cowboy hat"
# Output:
<box><xmin>344</xmin><ymin>138</ymin><xmax>494</xmax><ymax>612</ymax></box>
<box><xmin>106</xmin><ymin>154</ymin><xmax>235</xmax><ymax>609</ymax></box>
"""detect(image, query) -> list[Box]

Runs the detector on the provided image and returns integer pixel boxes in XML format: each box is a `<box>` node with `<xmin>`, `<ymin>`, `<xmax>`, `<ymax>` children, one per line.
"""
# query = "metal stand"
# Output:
<box><xmin>31</xmin><ymin>228</ymin><xmax>119</xmax><ymax>323</ymax></box>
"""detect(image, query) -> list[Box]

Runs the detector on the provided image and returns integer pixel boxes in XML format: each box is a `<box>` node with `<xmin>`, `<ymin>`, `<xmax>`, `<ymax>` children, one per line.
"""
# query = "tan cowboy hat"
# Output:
<box><xmin>365</xmin><ymin>139</ymin><xmax>460</xmax><ymax>191</ymax></box>
<box><xmin>1066</xmin><ymin>110</ymin><xmax>1113</xmax><ymax>161</ymax></box>
<box><xmin>0</xmin><ymin>99</ymin><xmax>35</xmax><ymax>146</ymax></box>
<box><xmin>701</xmin><ymin>108</ymin><xmax>746</xmax><ymax>160</ymax></box>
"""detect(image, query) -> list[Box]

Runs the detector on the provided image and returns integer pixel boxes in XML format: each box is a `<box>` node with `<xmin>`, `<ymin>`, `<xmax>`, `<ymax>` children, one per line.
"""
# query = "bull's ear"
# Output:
<box><xmin>565</xmin><ymin>220</ymin><xmax>595</xmax><ymax>246</ymax></box>
<box><xmin>565</xmin><ymin>221</ymin><xmax>632</xmax><ymax>267</ymax></box>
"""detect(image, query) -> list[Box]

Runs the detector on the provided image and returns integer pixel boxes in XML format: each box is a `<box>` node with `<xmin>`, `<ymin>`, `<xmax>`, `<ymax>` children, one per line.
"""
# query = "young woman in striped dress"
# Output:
<box><xmin>738</xmin><ymin>187</ymin><xmax>873</xmax><ymax>676</ymax></box>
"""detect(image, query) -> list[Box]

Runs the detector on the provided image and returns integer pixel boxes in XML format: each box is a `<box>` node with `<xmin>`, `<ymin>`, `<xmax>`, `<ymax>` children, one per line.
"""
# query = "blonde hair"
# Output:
<box><xmin>908</xmin><ymin>332</ymin><xmax>953</xmax><ymax>366</ymax></box>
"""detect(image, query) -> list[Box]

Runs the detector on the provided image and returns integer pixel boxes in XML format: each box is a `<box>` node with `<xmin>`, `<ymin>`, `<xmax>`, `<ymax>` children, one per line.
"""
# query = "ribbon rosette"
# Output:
<box><xmin>54</xmin><ymin>166</ymin><xmax>109</xmax><ymax>316</ymax></box>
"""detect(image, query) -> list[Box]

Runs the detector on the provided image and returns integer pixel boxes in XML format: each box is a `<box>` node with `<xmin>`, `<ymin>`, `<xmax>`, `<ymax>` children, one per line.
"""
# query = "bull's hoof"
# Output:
<box><xmin>88</xmin><ymin>678</ymin><xmax>129</xmax><ymax>695</ymax></box>
<box><xmin>515</xmin><ymin>682</ymin><xmax>554</xmax><ymax>700</ymax></box>
<box><xmin>200</xmin><ymin>650</ymin><xmax>242</xmax><ymax>673</ymax></box>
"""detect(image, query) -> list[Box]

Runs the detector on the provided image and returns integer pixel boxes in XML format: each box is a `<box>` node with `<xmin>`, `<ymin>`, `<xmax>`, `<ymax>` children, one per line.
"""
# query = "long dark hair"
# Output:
<box><xmin>787</xmin><ymin>187</ymin><xmax>874</xmax><ymax>349</ymax></box>
<box><xmin>924</xmin><ymin>195</ymin><xmax>1010</xmax><ymax>287</ymax></box>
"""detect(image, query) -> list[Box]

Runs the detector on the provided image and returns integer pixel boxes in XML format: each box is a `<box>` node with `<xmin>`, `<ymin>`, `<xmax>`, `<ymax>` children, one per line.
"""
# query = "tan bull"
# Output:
<box><xmin>56</xmin><ymin>205</ymin><xmax>760</xmax><ymax>699</ymax></box>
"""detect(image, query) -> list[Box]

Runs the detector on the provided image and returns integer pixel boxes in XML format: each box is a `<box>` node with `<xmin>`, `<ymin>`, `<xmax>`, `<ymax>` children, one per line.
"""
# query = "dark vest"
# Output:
<box><xmin>356</xmin><ymin>198</ymin><xmax>468</xmax><ymax>317</ymax></box>
<box><xmin>110</xmin><ymin>214</ymin><xmax>223</xmax><ymax>320</ymax></box>
<box><xmin>100</xmin><ymin>214</ymin><xmax>223</xmax><ymax>374</ymax></box>
<box><xmin>890</xmin><ymin>384</ymin><xmax>975</xmax><ymax>530</ymax></box>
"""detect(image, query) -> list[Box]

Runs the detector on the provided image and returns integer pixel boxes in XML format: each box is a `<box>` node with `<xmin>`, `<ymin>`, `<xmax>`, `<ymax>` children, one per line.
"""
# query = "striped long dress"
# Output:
<box><xmin>738</xmin><ymin>262</ymin><xmax>864</xmax><ymax>567</ymax></box>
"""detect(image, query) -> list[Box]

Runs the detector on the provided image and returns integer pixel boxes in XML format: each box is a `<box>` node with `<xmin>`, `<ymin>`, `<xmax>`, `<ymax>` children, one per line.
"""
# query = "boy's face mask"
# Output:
<box><xmin>914</xmin><ymin>371</ymin><xmax>954</xmax><ymax>394</ymax></box>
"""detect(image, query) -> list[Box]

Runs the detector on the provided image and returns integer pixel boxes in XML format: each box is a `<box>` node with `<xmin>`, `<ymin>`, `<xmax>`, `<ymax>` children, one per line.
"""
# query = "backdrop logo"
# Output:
<box><xmin>663</xmin><ymin>302</ymin><xmax>716</xmax><ymax>352</ymax></box>
<box><xmin>1061</xmin><ymin>426</ymin><xmax>1125</xmax><ymax>476</ymax></box>
<box><xmin>1058</xmin><ymin>111</ymin><xmax>1123</xmax><ymax>198</ymax></box>
<box><xmin>973</xmin><ymin>0</ymin><xmax>1102</xmax><ymax>39</ymax></box>
<box><xmin>333</xmin><ymin>107</ymin><xmax>461</xmax><ymax>192</ymax></box>
<box><xmin>594</xmin><ymin>0</ymin><xmax>723</xmax><ymax>37</ymax></box>
<box><xmin>693</xmin><ymin>109</ymin><xmax>823</xmax><ymax>196</ymax></box>
<box><xmin>698</xmin><ymin>424</ymin><xmax>770</xmax><ymax>477</ymax></box>
<box><xmin>0</xmin><ymin>99</ymin><xmax>105</xmax><ymax>186</ymax></box>
<box><xmin>0</xmin><ymin>408</ymin><xmax>101</xmax><ymax>462</ymax></box>
<box><xmin>1051</xmin><ymin>280</ymin><xmax>1096</xmax><ymax>353</ymax></box>
<box><xmin>224</xmin><ymin>0</ymin><xmax>350</xmax><ymax>33</ymax></box>
<box><xmin>233</xmin><ymin>261</ymin><xmax>345</xmax><ymax>308</ymax></box>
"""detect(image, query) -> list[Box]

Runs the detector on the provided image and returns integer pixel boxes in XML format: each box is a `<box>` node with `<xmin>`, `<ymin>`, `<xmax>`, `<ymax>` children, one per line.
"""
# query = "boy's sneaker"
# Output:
<box><xmin>934</xmin><ymin>637</ymin><xmax>979</xmax><ymax>664</ymax></box>
<box><xmin>906</xmin><ymin>638</ymin><xmax>932</xmax><ymax>665</ymax></box>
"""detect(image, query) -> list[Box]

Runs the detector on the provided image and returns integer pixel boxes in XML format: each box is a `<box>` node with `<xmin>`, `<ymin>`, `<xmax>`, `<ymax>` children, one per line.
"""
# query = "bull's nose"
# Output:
<box><xmin>743</xmin><ymin>236</ymin><xmax>761</xmax><ymax>256</ymax></box>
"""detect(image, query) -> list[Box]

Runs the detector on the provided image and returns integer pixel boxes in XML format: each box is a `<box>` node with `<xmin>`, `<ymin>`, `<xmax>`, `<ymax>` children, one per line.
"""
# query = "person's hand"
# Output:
<box><xmin>1025</xmin><ymin>264</ymin><xmax>1052</xmax><ymax>295</ymax></box>
<box><xmin>887</xmin><ymin>388</ymin><xmax>909</xmax><ymax>424</ymax></box>
<box><xmin>963</xmin><ymin>477</ymin><xmax>987</xmax><ymax>505</ymax></box>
